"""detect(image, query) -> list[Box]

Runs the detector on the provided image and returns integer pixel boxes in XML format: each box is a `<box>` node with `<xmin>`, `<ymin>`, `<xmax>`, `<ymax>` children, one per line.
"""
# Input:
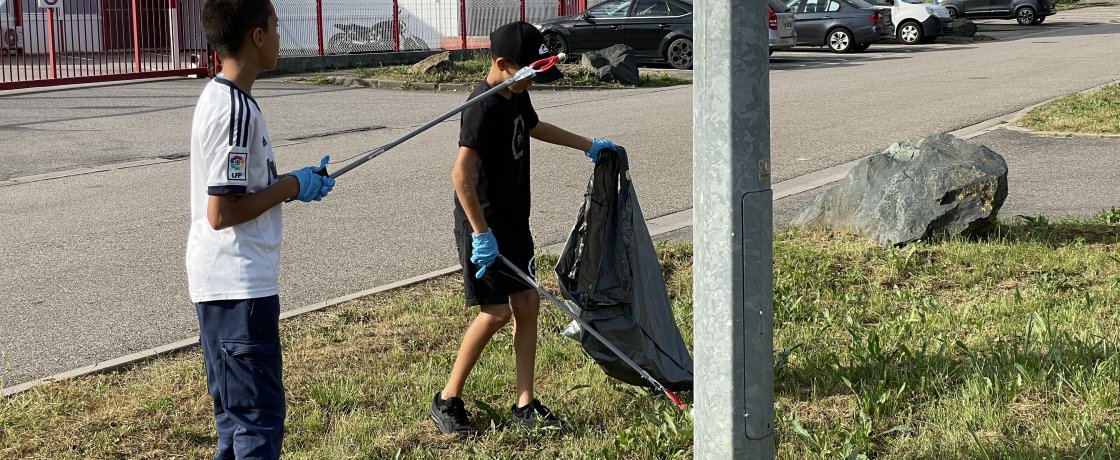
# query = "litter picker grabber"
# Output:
<box><xmin>318</xmin><ymin>54</ymin><xmax>563</xmax><ymax>179</ymax></box>
<box><xmin>496</xmin><ymin>255</ymin><xmax>688</xmax><ymax>410</ymax></box>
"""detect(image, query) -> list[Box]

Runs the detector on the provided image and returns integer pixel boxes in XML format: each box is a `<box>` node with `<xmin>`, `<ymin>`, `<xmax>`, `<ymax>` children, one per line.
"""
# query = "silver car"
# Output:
<box><xmin>770</xmin><ymin>0</ymin><xmax>798</xmax><ymax>54</ymax></box>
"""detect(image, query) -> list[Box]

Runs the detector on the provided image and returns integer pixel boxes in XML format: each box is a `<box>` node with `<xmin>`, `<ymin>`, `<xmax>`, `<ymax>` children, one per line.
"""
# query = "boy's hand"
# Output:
<box><xmin>290</xmin><ymin>155</ymin><xmax>336</xmax><ymax>202</ymax></box>
<box><xmin>586</xmin><ymin>138</ymin><xmax>619</xmax><ymax>164</ymax></box>
<box><xmin>470</xmin><ymin>230</ymin><xmax>499</xmax><ymax>278</ymax></box>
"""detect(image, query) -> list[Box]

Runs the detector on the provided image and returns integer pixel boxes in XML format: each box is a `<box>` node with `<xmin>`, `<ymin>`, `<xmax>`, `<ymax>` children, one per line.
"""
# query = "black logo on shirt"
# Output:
<box><xmin>512</xmin><ymin>116</ymin><xmax>525</xmax><ymax>160</ymax></box>
<box><xmin>267</xmin><ymin>158</ymin><xmax>278</xmax><ymax>185</ymax></box>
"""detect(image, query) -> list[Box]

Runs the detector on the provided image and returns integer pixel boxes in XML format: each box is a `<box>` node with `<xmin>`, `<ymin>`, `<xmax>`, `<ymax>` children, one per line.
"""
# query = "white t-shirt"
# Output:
<box><xmin>186</xmin><ymin>77</ymin><xmax>283</xmax><ymax>303</ymax></box>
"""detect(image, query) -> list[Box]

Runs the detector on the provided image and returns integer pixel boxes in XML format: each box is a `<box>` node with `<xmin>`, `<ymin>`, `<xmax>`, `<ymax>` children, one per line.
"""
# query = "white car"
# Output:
<box><xmin>877</xmin><ymin>0</ymin><xmax>953</xmax><ymax>45</ymax></box>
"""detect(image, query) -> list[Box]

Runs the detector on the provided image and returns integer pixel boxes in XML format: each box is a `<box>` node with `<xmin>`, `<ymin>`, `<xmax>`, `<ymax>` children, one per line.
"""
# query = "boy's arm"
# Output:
<box><xmin>207</xmin><ymin>177</ymin><xmax>300</xmax><ymax>230</ymax></box>
<box><xmin>452</xmin><ymin>146</ymin><xmax>489</xmax><ymax>234</ymax></box>
<box><xmin>529</xmin><ymin>121</ymin><xmax>593</xmax><ymax>152</ymax></box>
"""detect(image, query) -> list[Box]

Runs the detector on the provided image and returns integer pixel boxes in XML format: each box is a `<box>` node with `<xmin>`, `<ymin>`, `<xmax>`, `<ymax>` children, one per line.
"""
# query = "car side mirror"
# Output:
<box><xmin>580</xmin><ymin>12</ymin><xmax>593</xmax><ymax>21</ymax></box>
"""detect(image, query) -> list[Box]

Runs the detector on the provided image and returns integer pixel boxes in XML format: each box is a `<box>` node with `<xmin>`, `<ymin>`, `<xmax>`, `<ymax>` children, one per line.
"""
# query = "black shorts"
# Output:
<box><xmin>454</xmin><ymin>221</ymin><xmax>536</xmax><ymax>307</ymax></box>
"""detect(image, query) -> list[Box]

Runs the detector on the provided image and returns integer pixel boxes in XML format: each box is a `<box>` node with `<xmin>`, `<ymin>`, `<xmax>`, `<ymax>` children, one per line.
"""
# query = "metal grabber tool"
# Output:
<box><xmin>317</xmin><ymin>54</ymin><xmax>563</xmax><ymax>179</ymax></box>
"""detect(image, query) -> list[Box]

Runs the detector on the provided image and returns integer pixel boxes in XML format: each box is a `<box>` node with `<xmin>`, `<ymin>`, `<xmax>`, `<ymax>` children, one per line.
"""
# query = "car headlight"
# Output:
<box><xmin>926</xmin><ymin>6</ymin><xmax>938</xmax><ymax>14</ymax></box>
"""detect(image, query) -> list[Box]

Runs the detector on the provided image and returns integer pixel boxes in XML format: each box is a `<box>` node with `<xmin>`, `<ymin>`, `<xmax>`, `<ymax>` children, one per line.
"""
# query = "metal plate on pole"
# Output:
<box><xmin>38</xmin><ymin>0</ymin><xmax>61</xmax><ymax>8</ymax></box>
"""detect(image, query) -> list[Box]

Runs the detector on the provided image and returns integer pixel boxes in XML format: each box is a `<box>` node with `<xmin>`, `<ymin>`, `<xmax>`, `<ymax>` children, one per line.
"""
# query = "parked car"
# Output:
<box><xmin>874</xmin><ymin>0</ymin><xmax>953</xmax><ymax>44</ymax></box>
<box><xmin>936</xmin><ymin>0</ymin><xmax>1056</xmax><ymax>24</ymax></box>
<box><xmin>770</xmin><ymin>0</ymin><xmax>799</xmax><ymax>54</ymax></box>
<box><xmin>785</xmin><ymin>0</ymin><xmax>894</xmax><ymax>53</ymax></box>
<box><xmin>535</xmin><ymin>0</ymin><xmax>694</xmax><ymax>69</ymax></box>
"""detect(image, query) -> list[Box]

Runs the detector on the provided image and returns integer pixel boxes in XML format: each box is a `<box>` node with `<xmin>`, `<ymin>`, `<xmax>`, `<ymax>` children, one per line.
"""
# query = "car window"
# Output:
<box><xmin>666</xmin><ymin>0</ymin><xmax>691</xmax><ymax>15</ymax></box>
<box><xmin>785</xmin><ymin>0</ymin><xmax>803</xmax><ymax>11</ymax></box>
<box><xmin>770</xmin><ymin>0</ymin><xmax>791</xmax><ymax>12</ymax></box>
<box><xmin>802</xmin><ymin>0</ymin><xmax>839</xmax><ymax>12</ymax></box>
<box><xmin>588</xmin><ymin>0</ymin><xmax>634</xmax><ymax>18</ymax></box>
<box><xmin>847</xmin><ymin>0</ymin><xmax>875</xmax><ymax>7</ymax></box>
<box><xmin>634</xmin><ymin>0</ymin><xmax>672</xmax><ymax>16</ymax></box>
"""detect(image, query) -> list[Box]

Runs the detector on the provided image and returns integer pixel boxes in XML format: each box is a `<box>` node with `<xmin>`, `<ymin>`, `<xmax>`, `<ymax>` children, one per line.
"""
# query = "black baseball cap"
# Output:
<box><xmin>489</xmin><ymin>21</ymin><xmax>563</xmax><ymax>84</ymax></box>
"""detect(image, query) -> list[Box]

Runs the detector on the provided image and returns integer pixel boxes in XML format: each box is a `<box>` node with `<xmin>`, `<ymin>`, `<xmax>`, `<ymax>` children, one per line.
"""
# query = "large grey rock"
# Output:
<box><xmin>793</xmin><ymin>134</ymin><xmax>1008</xmax><ymax>246</ymax></box>
<box><xmin>951</xmin><ymin>19</ymin><xmax>977</xmax><ymax>37</ymax></box>
<box><xmin>580</xmin><ymin>44</ymin><xmax>640</xmax><ymax>85</ymax></box>
<box><xmin>409</xmin><ymin>51</ymin><xmax>453</xmax><ymax>76</ymax></box>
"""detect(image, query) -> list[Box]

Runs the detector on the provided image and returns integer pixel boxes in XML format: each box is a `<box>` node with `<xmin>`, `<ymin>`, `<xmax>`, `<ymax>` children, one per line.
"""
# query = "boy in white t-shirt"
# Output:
<box><xmin>186</xmin><ymin>0</ymin><xmax>334</xmax><ymax>457</ymax></box>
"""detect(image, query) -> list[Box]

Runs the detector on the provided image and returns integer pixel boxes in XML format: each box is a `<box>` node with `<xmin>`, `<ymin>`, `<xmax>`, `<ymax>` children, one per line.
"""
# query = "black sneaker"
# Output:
<box><xmin>429</xmin><ymin>392</ymin><xmax>479</xmax><ymax>437</ymax></box>
<box><xmin>511</xmin><ymin>399</ymin><xmax>563</xmax><ymax>430</ymax></box>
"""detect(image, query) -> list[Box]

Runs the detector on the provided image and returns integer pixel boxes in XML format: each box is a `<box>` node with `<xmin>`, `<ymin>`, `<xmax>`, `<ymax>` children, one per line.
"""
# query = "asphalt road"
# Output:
<box><xmin>2</xmin><ymin>8</ymin><xmax>1119</xmax><ymax>386</ymax></box>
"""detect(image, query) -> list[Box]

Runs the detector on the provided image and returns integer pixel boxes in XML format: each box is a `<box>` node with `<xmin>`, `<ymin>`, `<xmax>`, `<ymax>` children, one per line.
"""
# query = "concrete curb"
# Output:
<box><xmin>266</xmin><ymin>50</ymin><xmax>476</xmax><ymax>76</ymax></box>
<box><xmin>299</xmin><ymin>75</ymin><xmax>678</xmax><ymax>92</ymax></box>
<box><xmin>0</xmin><ymin>158</ymin><xmax>179</xmax><ymax>188</ymax></box>
<box><xmin>1</xmin><ymin>265</ymin><xmax>462</xmax><ymax>397</ymax></box>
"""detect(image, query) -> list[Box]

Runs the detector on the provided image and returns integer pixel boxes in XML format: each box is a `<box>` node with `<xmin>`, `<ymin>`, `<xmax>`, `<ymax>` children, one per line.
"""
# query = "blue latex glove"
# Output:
<box><xmin>470</xmin><ymin>229</ymin><xmax>499</xmax><ymax>278</ymax></box>
<box><xmin>586</xmin><ymin>138</ymin><xmax>618</xmax><ymax>163</ymax></box>
<box><xmin>290</xmin><ymin>155</ymin><xmax>335</xmax><ymax>202</ymax></box>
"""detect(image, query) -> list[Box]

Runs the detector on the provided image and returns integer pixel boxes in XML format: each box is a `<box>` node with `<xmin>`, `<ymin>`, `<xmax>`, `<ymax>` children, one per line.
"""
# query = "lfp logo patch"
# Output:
<box><xmin>228</xmin><ymin>153</ymin><xmax>247</xmax><ymax>180</ymax></box>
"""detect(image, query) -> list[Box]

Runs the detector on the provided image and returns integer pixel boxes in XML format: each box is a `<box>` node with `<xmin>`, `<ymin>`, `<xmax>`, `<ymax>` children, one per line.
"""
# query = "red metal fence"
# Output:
<box><xmin>1</xmin><ymin>0</ymin><xmax>209</xmax><ymax>90</ymax></box>
<box><xmin>0</xmin><ymin>0</ymin><xmax>589</xmax><ymax>91</ymax></box>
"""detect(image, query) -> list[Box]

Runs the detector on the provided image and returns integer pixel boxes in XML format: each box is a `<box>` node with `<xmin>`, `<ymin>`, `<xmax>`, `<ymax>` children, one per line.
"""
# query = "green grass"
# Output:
<box><xmin>3</xmin><ymin>210</ymin><xmax>1120</xmax><ymax>458</ymax></box>
<box><xmin>351</xmin><ymin>52</ymin><xmax>690</xmax><ymax>88</ymax></box>
<box><xmin>303</xmin><ymin>74</ymin><xmax>331</xmax><ymax>86</ymax></box>
<box><xmin>1052</xmin><ymin>0</ymin><xmax>1115</xmax><ymax>10</ymax></box>
<box><xmin>1019</xmin><ymin>84</ymin><xmax>1120</xmax><ymax>134</ymax></box>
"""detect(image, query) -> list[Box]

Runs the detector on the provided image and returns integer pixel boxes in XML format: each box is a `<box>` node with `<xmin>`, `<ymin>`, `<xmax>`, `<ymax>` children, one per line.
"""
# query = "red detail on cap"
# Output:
<box><xmin>529</xmin><ymin>55</ymin><xmax>559</xmax><ymax>72</ymax></box>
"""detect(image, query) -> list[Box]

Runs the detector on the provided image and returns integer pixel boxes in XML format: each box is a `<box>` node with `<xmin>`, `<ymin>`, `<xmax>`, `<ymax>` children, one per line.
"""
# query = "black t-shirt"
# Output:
<box><xmin>453</xmin><ymin>81</ymin><xmax>540</xmax><ymax>233</ymax></box>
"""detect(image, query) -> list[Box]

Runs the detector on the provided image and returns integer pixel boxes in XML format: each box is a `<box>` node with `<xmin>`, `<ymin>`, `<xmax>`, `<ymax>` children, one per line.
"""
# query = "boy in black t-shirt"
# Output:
<box><xmin>429</xmin><ymin>21</ymin><xmax>620</xmax><ymax>436</ymax></box>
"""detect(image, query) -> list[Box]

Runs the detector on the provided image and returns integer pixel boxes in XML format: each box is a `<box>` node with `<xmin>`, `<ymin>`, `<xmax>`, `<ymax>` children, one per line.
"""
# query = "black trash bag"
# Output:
<box><xmin>555</xmin><ymin>148</ymin><xmax>694</xmax><ymax>391</ymax></box>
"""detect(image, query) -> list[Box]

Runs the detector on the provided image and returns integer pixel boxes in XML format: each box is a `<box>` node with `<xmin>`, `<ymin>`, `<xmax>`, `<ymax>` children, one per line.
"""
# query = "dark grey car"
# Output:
<box><xmin>786</xmin><ymin>0</ymin><xmax>894</xmax><ymax>53</ymax></box>
<box><xmin>936</xmin><ymin>0</ymin><xmax>1056</xmax><ymax>25</ymax></box>
<box><xmin>534</xmin><ymin>0</ymin><xmax>695</xmax><ymax>69</ymax></box>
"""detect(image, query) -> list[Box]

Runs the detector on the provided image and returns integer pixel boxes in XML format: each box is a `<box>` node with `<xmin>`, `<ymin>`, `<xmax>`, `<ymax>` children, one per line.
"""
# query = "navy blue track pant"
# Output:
<box><xmin>196</xmin><ymin>295</ymin><xmax>285</xmax><ymax>460</ymax></box>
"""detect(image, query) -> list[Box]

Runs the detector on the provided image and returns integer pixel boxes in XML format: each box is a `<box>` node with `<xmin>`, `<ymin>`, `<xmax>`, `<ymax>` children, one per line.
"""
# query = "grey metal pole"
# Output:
<box><xmin>693</xmin><ymin>0</ymin><xmax>775</xmax><ymax>456</ymax></box>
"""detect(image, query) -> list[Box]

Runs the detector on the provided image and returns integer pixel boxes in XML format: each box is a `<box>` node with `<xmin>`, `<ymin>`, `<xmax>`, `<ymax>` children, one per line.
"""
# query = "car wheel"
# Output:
<box><xmin>851</xmin><ymin>43</ymin><xmax>870</xmax><ymax>52</ymax></box>
<box><xmin>544</xmin><ymin>33</ymin><xmax>568</xmax><ymax>60</ymax></box>
<box><xmin>666</xmin><ymin>37</ymin><xmax>693</xmax><ymax>69</ymax></box>
<box><xmin>827</xmin><ymin>28</ymin><xmax>854</xmax><ymax>53</ymax></box>
<box><xmin>1016</xmin><ymin>6</ymin><xmax>1037</xmax><ymax>25</ymax></box>
<box><xmin>946</xmin><ymin>7</ymin><xmax>959</xmax><ymax>19</ymax></box>
<box><xmin>1033</xmin><ymin>15</ymin><xmax>1046</xmax><ymax>24</ymax></box>
<box><xmin>897</xmin><ymin>21</ymin><xmax>924</xmax><ymax>45</ymax></box>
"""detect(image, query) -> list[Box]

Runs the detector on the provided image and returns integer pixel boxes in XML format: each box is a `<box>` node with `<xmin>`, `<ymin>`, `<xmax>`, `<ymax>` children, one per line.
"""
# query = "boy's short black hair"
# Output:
<box><xmin>202</xmin><ymin>0</ymin><xmax>274</xmax><ymax>58</ymax></box>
